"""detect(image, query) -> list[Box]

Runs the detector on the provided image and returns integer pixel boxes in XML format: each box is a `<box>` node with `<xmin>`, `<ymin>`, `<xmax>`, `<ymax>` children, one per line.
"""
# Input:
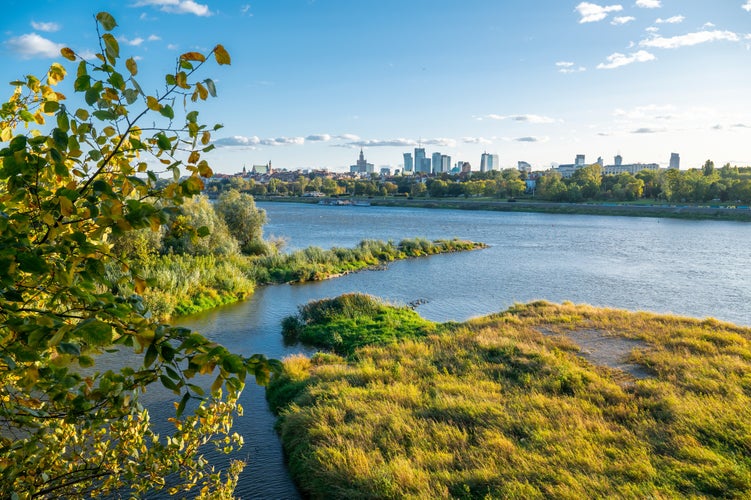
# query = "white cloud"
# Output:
<box><xmin>132</xmin><ymin>0</ymin><xmax>212</xmax><ymax>17</ymax></box>
<box><xmin>481</xmin><ymin>113</ymin><xmax>557</xmax><ymax>123</ymax></box>
<box><xmin>613</xmin><ymin>104</ymin><xmax>676</xmax><ymax>120</ymax></box>
<box><xmin>148</xmin><ymin>34</ymin><xmax>161</xmax><ymax>41</ymax></box>
<box><xmin>167</xmin><ymin>43</ymin><xmax>179</xmax><ymax>50</ymax></box>
<box><xmin>336</xmin><ymin>134</ymin><xmax>361</xmax><ymax>141</ymax></box>
<box><xmin>119</xmin><ymin>36</ymin><xmax>145</xmax><ymax>46</ymax></box>
<box><xmin>215</xmin><ymin>135</ymin><xmax>306</xmax><ymax>147</ymax></box>
<box><xmin>515</xmin><ymin>136</ymin><xmax>549</xmax><ymax>143</ymax></box>
<box><xmin>612</xmin><ymin>16</ymin><xmax>636</xmax><ymax>25</ymax></box>
<box><xmin>306</xmin><ymin>134</ymin><xmax>331</xmax><ymax>142</ymax></box>
<box><xmin>597</xmin><ymin>50</ymin><xmax>656</xmax><ymax>69</ymax></box>
<box><xmin>555</xmin><ymin>61</ymin><xmax>586</xmax><ymax>73</ymax></box>
<box><xmin>656</xmin><ymin>15</ymin><xmax>684</xmax><ymax>24</ymax></box>
<box><xmin>640</xmin><ymin>30</ymin><xmax>739</xmax><ymax>49</ymax></box>
<box><xmin>4</xmin><ymin>33</ymin><xmax>64</xmax><ymax>59</ymax></box>
<box><xmin>636</xmin><ymin>0</ymin><xmax>661</xmax><ymax>8</ymax></box>
<box><xmin>744</xmin><ymin>1</ymin><xmax>751</xmax><ymax>12</ymax></box>
<box><xmin>575</xmin><ymin>2</ymin><xmax>624</xmax><ymax>23</ymax></box>
<box><xmin>462</xmin><ymin>137</ymin><xmax>493</xmax><ymax>145</ymax></box>
<box><xmin>31</xmin><ymin>21</ymin><xmax>61</xmax><ymax>32</ymax></box>
<box><xmin>645</xmin><ymin>26</ymin><xmax>659</xmax><ymax>33</ymax></box>
<box><xmin>631</xmin><ymin>127</ymin><xmax>667</xmax><ymax>133</ymax></box>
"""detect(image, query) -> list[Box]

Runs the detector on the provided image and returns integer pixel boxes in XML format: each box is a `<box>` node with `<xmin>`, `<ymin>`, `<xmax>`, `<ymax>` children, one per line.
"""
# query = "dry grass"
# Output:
<box><xmin>268</xmin><ymin>300</ymin><xmax>751</xmax><ymax>499</ymax></box>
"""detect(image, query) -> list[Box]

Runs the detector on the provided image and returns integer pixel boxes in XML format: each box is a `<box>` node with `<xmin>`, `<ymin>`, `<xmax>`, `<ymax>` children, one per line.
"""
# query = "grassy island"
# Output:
<box><xmin>269</xmin><ymin>297</ymin><xmax>751</xmax><ymax>499</ymax></box>
<box><xmin>130</xmin><ymin>238</ymin><xmax>485</xmax><ymax>320</ymax></box>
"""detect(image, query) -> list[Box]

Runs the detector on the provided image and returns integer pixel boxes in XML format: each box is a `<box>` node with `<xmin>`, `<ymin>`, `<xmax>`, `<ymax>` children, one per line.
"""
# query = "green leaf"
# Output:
<box><xmin>93</xmin><ymin>110</ymin><xmax>117</xmax><ymax>121</ymax></box>
<box><xmin>96</xmin><ymin>12</ymin><xmax>118</xmax><ymax>31</ymax></box>
<box><xmin>17</xmin><ymin>252</ymin><xmax>49</xmax><ymax>274</ymax></box>
<box><xmin>159</xmin><ymin>105</ymin><xmax>174</xmax><ymax>120</ymax></box>
<box><xmin>144</xmin><ymin>343</ymin><xmax>158</xmax><ymax>368</ymax></box>
<box><xmin>75</xmin><ymin>319</ymin><xmax>113</xmax><ymax>347</ymax></box>
<box><xmin>204</xmin><ymin>78</ymin><xmax>217</xmax><ymax>97</ymax></box>
<box><xmin>160</xmin><ymin>374</ymin><xmax>179</xmax><ymax>393</ymax></box>
<box><xmin>197</xmin><ymin>226</ymin><xmax>210</xmax><ymax>237</ymax></box>
<box><xmin>57</xmin><ymin>110</ymin><xmax>70</xmax><ymax>132</ymax></box>
<box><xmin>44</xmin><ymin>101</ymin><xmax>60</xmax><ymax>113</ymax></box>
<box><xmin>57</xmin><ymin>342</ymin><xmax>81</xmax><ymax>356</ymax></box>
<box><xmin>176</xmin><ymin>391</ymin><xmax>191</xmax><ymax>417</ymax></box>
<box><xmin>156</xmin><ymin>133</ymin><xmax>171</xmax><ymax>150</ymax></box>
<box><xmin>108</xmin><ymin>71</ymin><xmax>125</xmax><ymax>90</ymax></box>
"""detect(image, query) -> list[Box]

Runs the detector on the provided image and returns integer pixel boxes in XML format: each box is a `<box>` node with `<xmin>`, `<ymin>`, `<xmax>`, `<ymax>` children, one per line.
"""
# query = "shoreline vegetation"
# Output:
<box><xmin>257</xmin><ymin>195</ymin><xmax>751</xmax><ymax>222</ymax></box>
<box><xmin>128</xmin><ymin>238</ymin><xmax>485</xmax><ymax>321</ymax></box>
<box><xmin>269</xmin><ymin>296</ymin><xmax>751</xmax><ymax>498</ymax></box>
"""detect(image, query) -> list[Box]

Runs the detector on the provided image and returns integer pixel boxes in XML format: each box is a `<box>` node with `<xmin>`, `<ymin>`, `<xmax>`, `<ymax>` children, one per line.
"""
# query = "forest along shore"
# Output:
<box><xmin>257</xmin><ymin>196</ymin><xmax>751</xmax><ymax>222</ymax></box>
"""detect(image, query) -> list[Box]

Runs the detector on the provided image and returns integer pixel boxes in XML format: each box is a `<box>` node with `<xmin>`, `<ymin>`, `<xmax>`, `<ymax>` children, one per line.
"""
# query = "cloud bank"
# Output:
<box><xmin>575</xmin><ymin>2</ymin><xmax>623</xmax><ymax>23</ymax></box>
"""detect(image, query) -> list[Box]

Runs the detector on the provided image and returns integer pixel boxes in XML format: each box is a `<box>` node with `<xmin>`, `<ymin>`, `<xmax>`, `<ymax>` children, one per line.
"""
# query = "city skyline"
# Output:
<box><xmin>2</xmin><ymin>1</ymin><xmax>751</xmax><ymax>173</ymax></box>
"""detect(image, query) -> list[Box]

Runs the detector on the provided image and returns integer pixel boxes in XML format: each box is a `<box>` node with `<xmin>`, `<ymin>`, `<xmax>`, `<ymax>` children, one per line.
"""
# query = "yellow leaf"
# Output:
<box><xmin>134</xmin><ymin>277</ymin><xmax>147</xmax><ymax>294</ymax></box>
<box><xmin>188</xmin><ymin>151</ymin><xmax>200</xmax><ymax>164</ymax></box>
<box><xmin>201</xmin><ymin>131</ymin><xmax>211</xmax><ymax>145</ymax></box>
<box><xmin>126</xmin><ymin>57</ymin><xmax>138</xmax><ymax>76</ymax></box>
<box><xmin>61</xmin><ymin>47</ymin><xmax>76</xmax><ymax>61</ymax></box>
<box><xmin>175</xmin><ymin>72</ymin><xmax>189</xmax><ymax>89</ymax></box>
<box><xmin>196</xmin><ymin>82</ymin><xmax>208</xmax><ymax>100</ymax></box>
<box><xmin>213</xmin><ymin>44</ymin><xmax>231</xmax><ymax>65</ymax></box>
<box><xmin>146</xmin><ymin>96</ymin><xmax>161</xmax><ymax>111</ymax></box>
<box><xmin>1</xmin><ymin>127</ymin><xmax>13</xmax><ymax>142</ymax></box>
<box><xmin>59</xmin><ymin>196</ymin><xmax>73</xmax><ymax>216</ymax></box>
<box><xmin>180</xmin><ymin>51</ymin><xmax>206</xmax><ymax>62</ymax></box>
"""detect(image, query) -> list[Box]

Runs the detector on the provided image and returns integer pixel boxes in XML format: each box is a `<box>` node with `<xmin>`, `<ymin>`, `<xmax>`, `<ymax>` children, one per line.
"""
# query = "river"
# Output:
<box><xmin>169</xmin><ymin>202</ymin><xmax>751</xmax><ymax>498</ymax></box>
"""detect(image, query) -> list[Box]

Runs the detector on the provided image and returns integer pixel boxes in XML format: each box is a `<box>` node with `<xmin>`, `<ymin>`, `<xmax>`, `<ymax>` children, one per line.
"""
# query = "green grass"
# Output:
<box><xmin>268</xmin><ymin>300</ymin><xmax>751</xmax><ymax>499</ymax></box>
<box><xmin>281</xmin><ymin>293</ymin><xmax>437</xmax><ymax>356</ymax></box>
<box><xmin>108</xmin><ymin>238</ymin><xmax>484</xmax><ymax>321</ymax></box>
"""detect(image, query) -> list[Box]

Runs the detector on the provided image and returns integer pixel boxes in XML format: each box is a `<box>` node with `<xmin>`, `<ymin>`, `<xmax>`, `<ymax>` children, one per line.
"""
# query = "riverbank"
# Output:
<box><xmin>269</xmin><ymin>298</ymin><xmax>751</xmax><ymax>498</ymax></box>
<box><xmin>132</xmin><ymin>238</ymin><xmax>486</xmax><ymax>321</ymax></box>
<box><xmin>257</xmin><ymin>196</ymin><xmax>751</xmax><ymax>222</ymax></box>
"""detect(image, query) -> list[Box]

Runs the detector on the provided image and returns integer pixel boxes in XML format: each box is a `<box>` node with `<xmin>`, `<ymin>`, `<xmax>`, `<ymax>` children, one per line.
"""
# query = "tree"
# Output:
<box><xmin>0</xmin><ymin>12</ymin><xmax>273</xmax><ymax>498</ymax></box>
<box><xmin>163</xmin><ymin>194</ymin><xmax>240</xmax><ymax>255</ymax></box>
<box><xmin>215</xmin><ymin>189</ymin><xmax>267</xmax><ymax>254</ymax></box>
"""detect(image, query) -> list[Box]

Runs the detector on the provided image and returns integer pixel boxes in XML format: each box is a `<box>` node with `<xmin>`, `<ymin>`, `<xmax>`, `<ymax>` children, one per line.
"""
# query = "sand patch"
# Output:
<box><xmin>540</xmin><ymin>327</ymin><xmax>652</xmax><ymax>380</ymax></box>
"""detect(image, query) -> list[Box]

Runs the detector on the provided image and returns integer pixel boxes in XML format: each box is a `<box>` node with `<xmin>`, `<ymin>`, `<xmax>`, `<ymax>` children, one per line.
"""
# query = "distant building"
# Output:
<box><xmin>461</xmin><ymin>162</ymin><xmax>472</xmax><ymax>174</ymax></box>
<box><xmin>432</xmin><ymin>152</ymin><xmax>443</xmax><ymax>174</ymax></box>
<box><xmin>441</xmin><ymin>155</ymin><xmax>451</xmax><ymax>173</ymax></box>
<box><xmin>669</xmin><ymin>152</ymin><xmax>680</xmax><ymax>169</ymax></box>
<box><xmin>251</xmin><ymin>163</ymin><xmax>271</xmax><ymax>175</ymax></box>
<box><xmin>403</xmin><ymin>152</ymin><xmax>413</xmax><ymax>173</ymax></box>
<box><xmin>480</xmin><ymin>152</ymin><xmax>499</xmax><ymax>173</ymax></box>
<box><xmin>601</xmin><ymin>155</ymin><xmax>659</xmax><ymax>176</ymax></box>
<box><xmin>517</xmin><ymin>161</ymin><xmax>531</xmax><ymax>173</ymax></box>
<box><xmin>379</xmin><ymin>167</ymin><xmax>391</xmax><ymax>176</ymax></box>
<box><xmin>349</xmin><ymin>149</ymin><xmax>374</xmax><ymax>174</ymax></box>
<box><xmin>414</xmin><ymin>147</ymin><xmax>426</xmax><ymax>174</ymax></box>
<box><xmin>575</xmin><ymin>154</ymin><xmax>586</xmax><ymax>166</ymax></box>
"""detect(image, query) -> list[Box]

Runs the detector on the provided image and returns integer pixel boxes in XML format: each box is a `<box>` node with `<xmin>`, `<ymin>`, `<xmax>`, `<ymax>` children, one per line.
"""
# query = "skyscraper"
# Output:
<box><xmin>403</xmin><ymin>152</ymin><xmax>413</xmax><ymax>173</ymax></box>
<box><xmin>414</xmin><ymin>147</ymin><xmax>426</xmax><ymax>173</ymax></box>
<box><xmin>669</xmin><ymin>153</ymin><xmax>680</xmax><ymax>169</ymax></box>
<box><xmin>432</xmin><ymin>152</ymin><xmax>443</xmax><ymax>174</ymax></box>
<box><xmin>480</xmin><ymin>152</ymin><xmax>499</xmax><ymax>173</ymax></box>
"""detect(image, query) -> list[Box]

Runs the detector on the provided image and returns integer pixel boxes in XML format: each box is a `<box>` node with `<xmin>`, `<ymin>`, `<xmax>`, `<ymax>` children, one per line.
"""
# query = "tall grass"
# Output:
<box><xmin>108</xmin><ymin>238</ymin><xmax>484</xmax><ymax>321</ymax></box>
<box><xmin>268</xmin><ymin>300</ymin><xmax>751</xmax><ymax>498</ymax></box>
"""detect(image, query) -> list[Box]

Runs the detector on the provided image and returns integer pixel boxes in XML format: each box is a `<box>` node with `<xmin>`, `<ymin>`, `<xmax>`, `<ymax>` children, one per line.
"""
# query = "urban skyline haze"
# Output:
<box><xmin>2</xmin><ymin>0</ymin><xmax>751</xmax><ymax>173</ymax></box>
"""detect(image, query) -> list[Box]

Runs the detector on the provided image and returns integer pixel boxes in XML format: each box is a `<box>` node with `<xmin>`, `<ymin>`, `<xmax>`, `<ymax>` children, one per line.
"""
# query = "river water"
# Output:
<box><xmin>168</xmin><ymin>202</ymin><xmax>751</xmax><ymax>498</ymax></box>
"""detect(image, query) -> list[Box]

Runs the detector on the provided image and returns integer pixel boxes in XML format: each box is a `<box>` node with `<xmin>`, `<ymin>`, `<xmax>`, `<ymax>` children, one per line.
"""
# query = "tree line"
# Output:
<box><xmin>210</xmin><ymin>161</ymin><xmax>751</xmax><ymax>204</ymax></box>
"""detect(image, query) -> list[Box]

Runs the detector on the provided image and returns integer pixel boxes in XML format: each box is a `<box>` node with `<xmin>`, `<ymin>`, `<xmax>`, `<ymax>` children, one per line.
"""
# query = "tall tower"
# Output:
<box><xmin>614</xmin><ymin>155</ymin><xmax>622</xmax><ymax>166</ymax></box>
<box><xmin>414</xmin><ymin>147</ymin><xmax>426</xmax><ymax>173</ymax></box>
<box><xmin>432</xmin><ymin>152</ymin><xmax>442</xmax><ymax>174</ymax></box>
<box><xmin>669</xmin><ymin>153</ymin><xmax>680</xmax><ymax>169</ymax></box>
<box><xmin>403</xmin><ymin>152</ymin><xmax>413</xmax><ymax>172</ymax></box>
<box><xmin>575</xmin><ymin>154</ymin><xmax>586</xmax><ymax>166</ymax></box>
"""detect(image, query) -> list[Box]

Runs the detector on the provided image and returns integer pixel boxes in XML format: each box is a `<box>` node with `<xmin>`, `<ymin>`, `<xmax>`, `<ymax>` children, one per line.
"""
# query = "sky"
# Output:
<box><xmin>2</xmin><ymin>1</ymin><xmax>751</xmax><ymax>174</ymax></box>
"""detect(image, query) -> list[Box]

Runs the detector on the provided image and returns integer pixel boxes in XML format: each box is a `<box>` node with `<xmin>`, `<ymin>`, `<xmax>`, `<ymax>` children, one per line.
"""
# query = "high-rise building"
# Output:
<box><xmin>517</xmin><ymin>161</ymin><xmax>531</xmax><ymax>173</ymax></box>
<box><xmin>349</xmin><ymin>148</ymin><xmax>374</xmax><ymax>174</ymax></box>
<box><xmin>669</xmin><ymin>153</ymin><xmax>680</xmax><ymax>169</ymax></box>
<box><xmin>614</xmin><ymin>155</ymin><xmax>622</xmax><ymax>166</ymax></box>
<box><xmin>403</xmin><ymin>152</ymin><xmax>413</xmax><ymax>173</ymax></box>
<box><xmin>575</xmin><ymin>154</ymin><xmax>586</xmax><ymax>166</ymax></box>
<box><xmin>432</xmin><ymin>152</ymin><xmax>443</xmax><ymax>174</ymax></box>
<box><xmin>441</xmin><ymin>155</ymin><xmax>451</xmax><ymax>173</ymax></box>
<box><xmin>480</xmin><ymin>152</ymin><xmax>499</xmax><ymax>172</ymax></box>
<box><xmin>414</xmin><ymin>147</ymin><xmax>426</xmax><ymax>174</ymax></box>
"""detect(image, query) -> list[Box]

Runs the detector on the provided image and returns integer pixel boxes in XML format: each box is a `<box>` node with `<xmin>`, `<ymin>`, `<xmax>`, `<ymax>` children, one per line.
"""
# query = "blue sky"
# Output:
<box><xmin>2</xmin><ymin>1</ymin><xmax>751</xmax><ymax>174</ymax></box>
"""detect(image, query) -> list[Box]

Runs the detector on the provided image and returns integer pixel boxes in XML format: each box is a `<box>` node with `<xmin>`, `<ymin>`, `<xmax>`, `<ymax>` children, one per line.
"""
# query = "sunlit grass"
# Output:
<box><xmin>268</xmin><ymin>300</ymin><xmax>751</xmax><ymax>498</ymax></box>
